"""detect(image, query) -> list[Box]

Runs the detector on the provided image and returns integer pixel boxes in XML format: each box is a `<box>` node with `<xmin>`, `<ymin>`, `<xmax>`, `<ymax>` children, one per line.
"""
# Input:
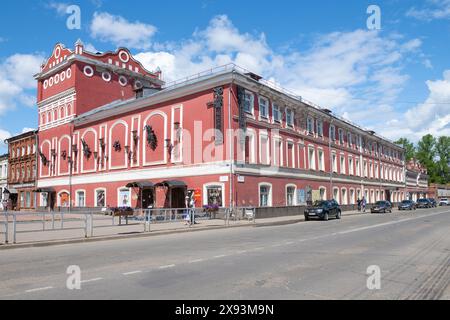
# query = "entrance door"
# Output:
<box><xmin>171</xmin><ymin>188</ymin><xmax>186</xmax><ymax>208</ymax></box>
<box><xmin>141</xmin><ymin>188</ymin><xmax>154</xmax><ymax>208</ymax></box>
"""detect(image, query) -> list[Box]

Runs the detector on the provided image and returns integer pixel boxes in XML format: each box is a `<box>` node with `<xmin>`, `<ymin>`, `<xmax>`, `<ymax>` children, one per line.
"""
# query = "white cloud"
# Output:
<box><xmin>406</xmin><ymin>0</ymin><xmax>450</xmax><ymax>21</ymax></box>
<box><xmin>0</xmin><ymin>128</ymin><xmax>11</xmax><ymax>151</ymax></box>
<box><xmin>90</xmin><ymin>12</ymin><xmax>157</xmax><ymax>49</ymax></box>
<box><xmin>46</xmin><ymin>1</ymin><xmax>70</xmax><ymax>16</ymax></box>
<box><xmin>0</xmin><ymin>53</ymin><xmax>44</xmax><ymax>115</ymax></box>
<box><xmin>135</xmin><ymin>15</ymin><xmax>422</xmax><ymax>137</ymax></box>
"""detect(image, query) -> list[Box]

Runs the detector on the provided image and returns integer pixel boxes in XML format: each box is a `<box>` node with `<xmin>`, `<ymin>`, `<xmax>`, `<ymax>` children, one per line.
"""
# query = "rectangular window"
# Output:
<box><xmin>338</xmin><ymin>129</ymin><xmax>344</xmax><ymax>145</ymax></box>
<box><xmin>308</xmin><ymin>147</ymin><xmax>316</xmax><ymax>170</ymax></box>
<box><xmin>318</xmin><ymin>149</ymin><xmax>325</xmax><ymax>171</ymax></box>
<box><xmin>286</xmin><ymin>109</ymin><xmax>294</xmax><ymax>127</ymax></box>
<box><xmin>356</xmin><ymin>159</ymin><xmax>360</xmax><ymax>176</ymax></box>
<box><xmin>347</xmin><ymin>132</ymin><xmax>352</xmax><ymax>147</ymax></box>
<box><xmin>349</xmin><ymin>157</ymin><xmax>354</xmax><ymax>175</ymax></box>
<box><xmin>96</xmin><ymin>190</ymin><xmax>106</xmax><ymax>207</ymax></box>
<box><xmin>26</xmin><ymin>192</ymin><xmax>31</xmax><ymax>208</ymax></box>
<box><xmin>258</xmin><ymin>96</ymin><xmax>268</xmax><ymax>118</ymax></box>
<box><xmin>260</xmin><ymin>185</ymin><xmax>271</xmax><ymax>207</ymax></box>
<box><xmin>244</xmin><ymin>91</ymin><xmax>254</xmax><ymax>114</ymax></box>
<box><xmin>317</xmin><ymin>120</ymin><xmax>323</xmax><ymax>137</ymax></box>
<box><xmin>272</xmin><ymin>103</ymin><xmax>281</xmax><ymax>122</ymax></box>
<box><xmin>340</xmin><ymin>155</ymin><xmax>346</xmax><ymax>174</ymax></box>
<box><xmin>77</xmin><ymin>191</ymin><xmax>85</xmax><ymax>207</ymax></box>
<box><xmin>332</xmin><ymin>153</ymin><xmax>337</xmax><ymax>173</ymax></box>
<box><xmin>260</xmin><ymin>134</ymin><xmax>269</xmax><ymax>165</ymax></box>
<box><xmin>286</xmin><ymin>186</ymin><xmax>296</xmax><ymax>206</ymax></box>
<box><xmin>307</xmin><ymin>117</ymin><xmax>314</xmax><ymax>134</ymax></box>
<box><xmin>330</xmin><ymin>125</ymin><xmax>336</xmax><ymax>142</ymax></box>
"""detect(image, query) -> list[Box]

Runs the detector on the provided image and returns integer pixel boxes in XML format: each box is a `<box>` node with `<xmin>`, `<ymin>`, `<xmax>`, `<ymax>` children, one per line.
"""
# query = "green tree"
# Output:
<box><xmin>435</xmin><ymin>136</ymin><xmax>450</xmax><ymax>184</ymax></box>
<box><xmin>394</xmin><ymin>138</ymin><xmax>415</xmax><ymax>161</ymax></box>
<box><xmin>416</xmin><ymin>134</ymin><xmax>438</xmax><ymax>182</ymax></box>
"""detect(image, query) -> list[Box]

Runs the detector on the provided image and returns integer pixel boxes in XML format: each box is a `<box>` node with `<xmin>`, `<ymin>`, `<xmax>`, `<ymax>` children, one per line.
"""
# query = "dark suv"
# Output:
<box><xmin>370</xmin><ymin>200</ymin><xmax>392</xmax><ymax>214</ymax></box>
<box><xmin>417</xmin><ymin>198</ymin><xmax>432</xmax><ymax>208</ymax></box>
<box><xmin>398</xmin><ymin>200</ymin><xmax>416</xmax><ymax>211</ymax></box>
<box><xmin>304</xmin><ymin>200</ymin><xmax>342</xmax><ymax>221</ymax></box>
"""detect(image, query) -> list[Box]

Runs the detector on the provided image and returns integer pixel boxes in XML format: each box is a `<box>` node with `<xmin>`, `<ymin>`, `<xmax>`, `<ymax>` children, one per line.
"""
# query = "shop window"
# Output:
<box><xmin>96</xmin><ymin>190</ymin><xmax>106</xmax><ymax>207</ymax></box>
<box><xmin>118</xmin><ymin>188</ymin><xmax>131</xmax><ymax>207</ymax></box>
<box><xmin>206</xmin><ymin>185</ymin><xmax>223</xmax><ymax>207</ymax></box>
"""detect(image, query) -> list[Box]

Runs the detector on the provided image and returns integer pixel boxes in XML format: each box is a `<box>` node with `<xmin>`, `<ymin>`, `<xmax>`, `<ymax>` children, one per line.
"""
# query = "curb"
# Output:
<box><xmin>0</xmin><ymin>212</ymin><xmax>364</xmax><ymax>251</ymax></box>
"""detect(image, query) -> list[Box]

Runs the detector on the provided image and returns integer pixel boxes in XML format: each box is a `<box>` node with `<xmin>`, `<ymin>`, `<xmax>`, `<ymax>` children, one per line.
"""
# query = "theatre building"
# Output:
<box><xmin>36</xmin><ymin>41</ymin><xmax>406</xmax><ymax>210</ymax></box>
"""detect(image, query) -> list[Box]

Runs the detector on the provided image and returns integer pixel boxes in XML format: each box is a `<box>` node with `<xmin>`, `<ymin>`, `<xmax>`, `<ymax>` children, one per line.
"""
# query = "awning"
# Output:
<box><xmin>3</xmin><ymin>188</ymin><xmax>17</xmax><ymax>194</ymax></box>
<box><xmin>34</xmin><ymin>188</ymin><xmax>55</xmax><ymax>193</ymax></box>
<box><xmin>155</xmin><ymin>180</ymin><xmax>187</xmax><ymax>188</ymax></box>
<box><xmin>126</xmin><ymin>182</ymin><xmax>155</xmax><ymax>188</ymax></box>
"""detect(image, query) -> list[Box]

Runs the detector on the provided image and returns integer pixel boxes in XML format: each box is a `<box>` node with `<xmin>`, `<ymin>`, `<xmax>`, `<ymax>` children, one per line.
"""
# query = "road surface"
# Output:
<box><xmin>0</xmin><ymin>207</ymin><xmax>449</xmax><ymax>300</ymax></box>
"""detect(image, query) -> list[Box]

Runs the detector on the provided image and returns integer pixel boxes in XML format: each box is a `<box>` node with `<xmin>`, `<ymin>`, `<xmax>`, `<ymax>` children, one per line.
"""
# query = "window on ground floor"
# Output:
<box><xmin>259</xmin><ymin>184</ymin><xmax>272</xmax><ymax>207</ymax></box>
<box><xmin>319</xmin><ymin>187</ymin><xmax>326</xmax><ymax>201</ymax></box>
<box><xmin>76</xmin><ymin>190</ymin><xmax>85</xmax><ymax>207</ymax></box>
<box><xmin>341</xmin><ymin>188</ymin><xmax>348</xmax><ymax>205</ymax></box>
<box><xmin>286</xmin><ymin>185</ymin><xmax>296</xmax><ymax>206</ymax></box>
<box><xmin>118</xmin><ymin>188</ymin><xmax>131</xmax><ymax>207</ymax></box>
<box><xmin>95</xmin><ymin>189</ymin><xmax>106</xmax><ymax>207</ymax></box>
<box><xmin>206</xmin><ymin>185</ymin><xmax>223</xmax><ymax>207</ymax></box>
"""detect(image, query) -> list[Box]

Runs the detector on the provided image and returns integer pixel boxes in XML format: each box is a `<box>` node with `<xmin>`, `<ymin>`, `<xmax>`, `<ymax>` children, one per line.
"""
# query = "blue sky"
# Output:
<box><xmin>1</xmin><ymin>0</ymin><xmax>449</xmax><ymax>153</ymax></box>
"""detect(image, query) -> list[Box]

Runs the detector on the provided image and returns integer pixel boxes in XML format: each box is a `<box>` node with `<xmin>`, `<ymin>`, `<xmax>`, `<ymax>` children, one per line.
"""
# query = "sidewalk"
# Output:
<box><xmin>0</xmin><ymin>210</ymin><xmax>363</xmax><ymax>250</ymax></box>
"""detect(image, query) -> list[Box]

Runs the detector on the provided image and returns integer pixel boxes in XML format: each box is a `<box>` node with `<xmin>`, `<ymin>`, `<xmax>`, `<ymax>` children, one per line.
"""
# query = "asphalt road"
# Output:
<box><xmin>0</xmin><ymin>207</ymin><xmax>449</xmax><ymax>300</ymax></box>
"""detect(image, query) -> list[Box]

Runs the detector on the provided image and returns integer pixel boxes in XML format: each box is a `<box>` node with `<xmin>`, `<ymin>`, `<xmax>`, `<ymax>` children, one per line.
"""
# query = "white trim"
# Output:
<box><xmin>39</xmin><ymin>140</ymin><xmax>52</xmax><ymax>178</ymax></box>
<box><xmin>94</xmin><ymin>188</ymin><xmax>107</xmax><ymax>208</ymax></box>
<box><xmin>341</xmin><ymin>187</ymin><xmax>348</xmax><ymax>205</ymax></box>
<box><xmin>117</xmin><ymin>186</ymin><xmax>131</xmax><ymax>207</ymax></box>
<box><xmin>102</xmin><ymin>71</ymin><xmax>111</xmax><ymax>82</ymax></box>
<box><xmin>203</xmin><ymin>182</ymin><xmax>225</xmax><ymax>207</ymax></box>
<box><xmin>285</xmin><ymin>184</ymin><xmax>297</xmax><ymax>206</ymax></box>
<box><xmin>75</xmin><ymin>189</ymin><xmax>86</xmax><ymax>207</ymax></box>
<box><xmin>258</xmin><ymin>182</ymin><xmax>273</xmax><ymax>207</ymax></box>
<box><xmin>80</xmin><ymin>128</ymin><xmax>98</xmax><ymax>174</ymax></box>
<box><xmin>318</xmin><ymin>186</ymin><xmax>327</xmax><ymax>201</ymax></box>
<box><xmin>259</xmin><ymin>130</ymin><xmax>270</xmax><ymax>165</ymax></box>
<box><xmin>109</xmin><ymin>120</ymin><xmax>129</xmax><ymax>170</ymax></box>
<box><xmin>142</xmin><ymin>111</ymin><xmax>168</xmax><ymax>166</ymax></box>
<box><xmin>83</xmin><ymin>65</ymin><xmax>94</xmax><ymax>77</ymax></box>
<box><xmin>57</xmin><ymin>135</ymin><xmax>72</xmax><ymax>176</ymax></box>
<box><xmin>119</xmin><ymin>75</ymin><xmax>128</xmax><ymax>87</ymax></box>
<box><xmin>38</xmin><ymin>161</ymin><xmax>231</xmax><ymax>187</ymax></box>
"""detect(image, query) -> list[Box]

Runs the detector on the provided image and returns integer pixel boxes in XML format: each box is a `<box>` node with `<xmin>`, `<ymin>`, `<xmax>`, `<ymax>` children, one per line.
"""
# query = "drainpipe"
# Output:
<box><xmin>228</xmin><ymin>76</ymin><xmax>234</xmax><ymax>212</ymax></box>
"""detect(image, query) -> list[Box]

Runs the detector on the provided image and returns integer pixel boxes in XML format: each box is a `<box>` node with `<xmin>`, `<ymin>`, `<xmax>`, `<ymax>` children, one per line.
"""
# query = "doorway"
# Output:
<box><xmin>141</xmin><ymin>188</ymin><xmax>155</xmax><ymax>209</ymax></box>
<box><xmin>171</xmin><ymin>187</ymin><xmax>186</xmax><ymax>208</ymax></box>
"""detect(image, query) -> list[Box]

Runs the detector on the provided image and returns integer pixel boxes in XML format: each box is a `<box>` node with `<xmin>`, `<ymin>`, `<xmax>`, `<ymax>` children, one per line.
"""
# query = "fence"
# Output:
<box><xmin>1</xmin><ymin>206</ymin><xmax>258</xmax><ymax>245</ymax></box>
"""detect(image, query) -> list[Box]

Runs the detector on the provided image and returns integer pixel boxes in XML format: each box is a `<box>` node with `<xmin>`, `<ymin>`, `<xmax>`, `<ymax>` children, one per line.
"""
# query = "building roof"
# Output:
<box><xmin>73</xmin><ymin>63</ymin><xmax>404</xmax><ymax>150</ymax></box>
<box><xmin>4</xmin><ymin>130</ymin><xmax>38</xmax><ymax>144</ymax></box>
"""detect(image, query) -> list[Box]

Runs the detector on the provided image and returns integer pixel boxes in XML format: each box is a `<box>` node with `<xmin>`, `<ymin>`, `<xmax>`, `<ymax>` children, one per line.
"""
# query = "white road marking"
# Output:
<box><xmin>25</xmin><ymin>286</ymin><xmax>54</xmax><ymax>293</ymax></box>
<box><xmin>123</xmin><ymin>271</ymin><xmax>142</xmax><ymax>276</ymax></box>
<box><xmin>159</xmin><ymin>264</ymin><xmax>175</xmax><ymax>269</ymax></box>
<box><xmin>236</xmin><ymin>250</ymin><xmax>248</xmax><ymax>254</ymax></box>
<box><xmin>214</xmin><ymin>254</ymin><xmax>226</xmax><ymax>259</ymax></box>
<box><xmin>285</xmin><ymin>242</ymin><xmax>294</xmax><ymax>245</ymax></box>
<box><xmin>81</xmin><ymin>278</ymin><xmax>103</xmax><ymax>283</ymax></box>
<box><xmin>189</xmin><ymin>259</ymin><xmax>205</xmax><ymax>264</ymax></box>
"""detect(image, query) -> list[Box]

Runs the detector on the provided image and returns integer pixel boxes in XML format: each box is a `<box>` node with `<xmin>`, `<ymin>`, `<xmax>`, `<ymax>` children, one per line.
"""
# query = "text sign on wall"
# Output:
<box><xmin>213</xmin><ymin>87</ymin><xmax>224</xmax><ymax>145</ymax></box>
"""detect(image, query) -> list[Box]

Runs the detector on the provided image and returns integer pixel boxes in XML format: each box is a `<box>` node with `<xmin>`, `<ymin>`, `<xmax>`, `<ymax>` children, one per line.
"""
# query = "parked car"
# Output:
<box><xmin>427</xmin><ymin>198</ymin><xmax>437</xmax><ymax>207</ymax></box>
<box><xmin>416</xmin><ymin>198</ymin><xmax>432</xmax><ymax>209</ymax></box>
<box><xmin>439</xmin><ymin>198</ymin><xmax>449</xmax><ymax>206</ymax></box>
<box><xmin>304</xmin><ymin>200</ymin><xmax>341</xmax><ymax>221</ymax></box>
<box><xmin>371</xmin><ymin>200</ymin><xmax>392</xmax><ymax>213</ymax></box>
<box><xmin>398</xmin><ymin>200</ymin><xmax>416</xmax><ymax>211</ymax></box>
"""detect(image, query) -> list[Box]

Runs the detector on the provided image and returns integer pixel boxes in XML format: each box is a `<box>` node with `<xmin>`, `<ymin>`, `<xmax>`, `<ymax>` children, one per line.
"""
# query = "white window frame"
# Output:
<box><xmin>316</xmin><ymin>120</ymin><xmax>323</xmax><ymax>137</ymax></box>
<box><xmin>272</xmin><ymin>103</ymin><xmax>281</xmax><ymax>123</ymax></box>
<box><xmin>348</xmin><ymin>156</ymin><xmax>354</xmax><ymax>175</ymax></box>
<box><xmin>340</xmin><ymin>155</ymin><xmax>346</xmax><ymax>174</ymax></box>
<box><xmin>318</xmin><ymin>148</ymin><xmax>325</xmax><ymax>171</ymax></box>
<box><xmin>307</xmin><ymin>117</ymin><xmax>314</xmax><ymax>134</ymax></box>
<box><xmin>285</xmin><ymin>184</ymin><xmax>297</xmax><ymax>206</ymax></box>
<box><xmin>117</xmin><ymin>187</ymin><xmax>131</xmax><ymax>207</ymax></box>
<box><xmin>94</xmin><ymin>188</ymin><xmax>107</xmax><ymax>208</ymax></box>
<box><xmin>341</xmin><ymin>188</ymin><xmax>348</xmax><ymax>205</ymax></box>
<box><xmin>258</xmin><ymin>96</ymin><xmax>269</xmax><ymax>119</ymax></box>
<box><xmin>75</xmin><ymin>189</ymin><xmax>86</xmax><ymax>207</ymax></box>
<box><xmin>259</xmin><ymin>183</ymin><xmax>273</xmax><ymax>207</ymax></box>
<box><xmin>285</xmin><ymin>108</ymin><xmax>294</xmax><ymax>127</ymax></box>
<box><xmin>308</xmin><ymin>146</ymin><xmax>316</xmax><ymax>170</ymax></box>
<box><xmin>203</xmin><ymin>182</ymin><xmax>225</xmax><ymax>207</ymax></box>
<box><xmin>244</xmin><ymin>90</ymin><xmax>254</xmax><ymax>115</ymax></box>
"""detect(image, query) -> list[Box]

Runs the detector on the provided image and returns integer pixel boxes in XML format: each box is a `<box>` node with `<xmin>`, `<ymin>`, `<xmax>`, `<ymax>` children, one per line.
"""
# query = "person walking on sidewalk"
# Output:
<box><xmin>357</xmin><ymin>198</ymin><xmax>361</xmax><ymax>212</ymax></box>
<box><xmin>362</xmin><ymin>196</ymin><xmax>367</xmax><ymax>213</ymax></box>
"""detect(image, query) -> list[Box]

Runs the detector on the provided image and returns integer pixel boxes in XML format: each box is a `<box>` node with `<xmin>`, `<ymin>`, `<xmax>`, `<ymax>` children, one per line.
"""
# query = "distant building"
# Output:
<box><xmin>5</xmin><ymin>130</ymin><xmax>38</xmax><ymax>211</ymax></box>
<box><xmin>404</xmin><ymin>159</ymin><xmax>430</xmax><ymax>201</ymax></box>
<box><xmin>428</xmin><ymin>183</ymin><xmax>450</xmax><ymax>200</ymax></box>
<box><xmin>0</xmin><ymin>154</ymin><xmax>8</xmax><ymax>209</ymax></box>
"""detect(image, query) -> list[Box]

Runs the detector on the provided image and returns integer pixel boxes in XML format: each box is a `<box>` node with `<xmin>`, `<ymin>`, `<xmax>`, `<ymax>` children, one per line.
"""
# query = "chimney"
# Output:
<box><xmin>75</xmin><ymin>39</ymin><xmax>84</xmax><ymax>55</ymax></box>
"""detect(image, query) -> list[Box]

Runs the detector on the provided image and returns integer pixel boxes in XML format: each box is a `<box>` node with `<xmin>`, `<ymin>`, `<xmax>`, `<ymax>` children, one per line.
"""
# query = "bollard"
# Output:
<box><xmin>84</xmin><ymin>214</ymin><xmax>88</xmax><ymax>238</ymax></box>
<box><xmin>13</xmin><ymin>213</ymin><xmax>17</xmax><ymax>244</ymax></box>
<box><xmin>5</xmin><ymin>212</ymin><xmax>9</xmax><ymax>244</ymax></box>
<box><xmin>90</xmin><ymin>213</ymin><xmax>94</xmax><ymax>237</ymax></box>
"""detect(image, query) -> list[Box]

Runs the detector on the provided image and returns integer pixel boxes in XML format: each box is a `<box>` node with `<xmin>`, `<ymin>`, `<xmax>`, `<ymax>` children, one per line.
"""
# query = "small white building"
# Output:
<box><xmin>0</xmin><ymin>154</ymin><xmax>8</xmax><ymax>209</ymax></box>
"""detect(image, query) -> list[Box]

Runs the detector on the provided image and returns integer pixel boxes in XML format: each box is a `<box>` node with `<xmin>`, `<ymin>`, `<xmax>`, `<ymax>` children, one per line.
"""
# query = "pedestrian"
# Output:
<box><xmin>357</xmin><ymin>198</ymin><xmax>361</xmax><ymax>212</ymax></box>
<box><xmin>362</xmin><ymin>197</ymin><xmax>367</xmax><ymax>213</ymax></box>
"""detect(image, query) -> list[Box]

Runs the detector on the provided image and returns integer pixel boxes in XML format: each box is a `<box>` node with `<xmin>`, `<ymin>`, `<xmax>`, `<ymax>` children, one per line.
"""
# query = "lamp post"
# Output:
<box><xmin>68</xmin><ymin>156</ymin><xmax>73</xmax><ymax>213</ymax></box>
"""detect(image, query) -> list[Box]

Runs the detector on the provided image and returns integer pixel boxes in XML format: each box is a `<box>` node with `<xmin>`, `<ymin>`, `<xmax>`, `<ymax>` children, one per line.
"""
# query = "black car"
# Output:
<box><xmin>427</xmin><ymin>198</ymin><xmax>437</xmax><ymax>207</ymax></box>
<box><xmin>304</xmin><ymin>200</ymin><xmax>341</xmax><ymax>221</ymax></box>
<box><xmin>370</xmin><ymin>200</ymin><xmax>392</xmax><ymax>213</ymax></box>
<box><xmin>398</xmin><ymin>200</ymin><xmax>416</xmax><ymax>211</ymax></box>
<box><xmin>416</xmin><ymin>198</ymin><xmax>432</xmax><ymax>208</ymax></box>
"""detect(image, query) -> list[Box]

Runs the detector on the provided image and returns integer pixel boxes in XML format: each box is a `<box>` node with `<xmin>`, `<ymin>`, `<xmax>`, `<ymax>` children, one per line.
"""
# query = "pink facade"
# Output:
<box><xmin>35</xmin><ymin>42</ymin><xmax>406</xmax><ymax>210</ymax></box>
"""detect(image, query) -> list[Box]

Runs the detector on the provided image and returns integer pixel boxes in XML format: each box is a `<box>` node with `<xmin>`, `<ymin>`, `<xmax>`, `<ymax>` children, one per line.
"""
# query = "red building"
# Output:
<box><xmin>35</xmin><ymin>41</ymin><xmax>406</xmax><ymax>210</ymax></box>
<box><xmin>405</xmin><ymin>159</ymin><xmax>430</xmax><ymax>201</ymax></box>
